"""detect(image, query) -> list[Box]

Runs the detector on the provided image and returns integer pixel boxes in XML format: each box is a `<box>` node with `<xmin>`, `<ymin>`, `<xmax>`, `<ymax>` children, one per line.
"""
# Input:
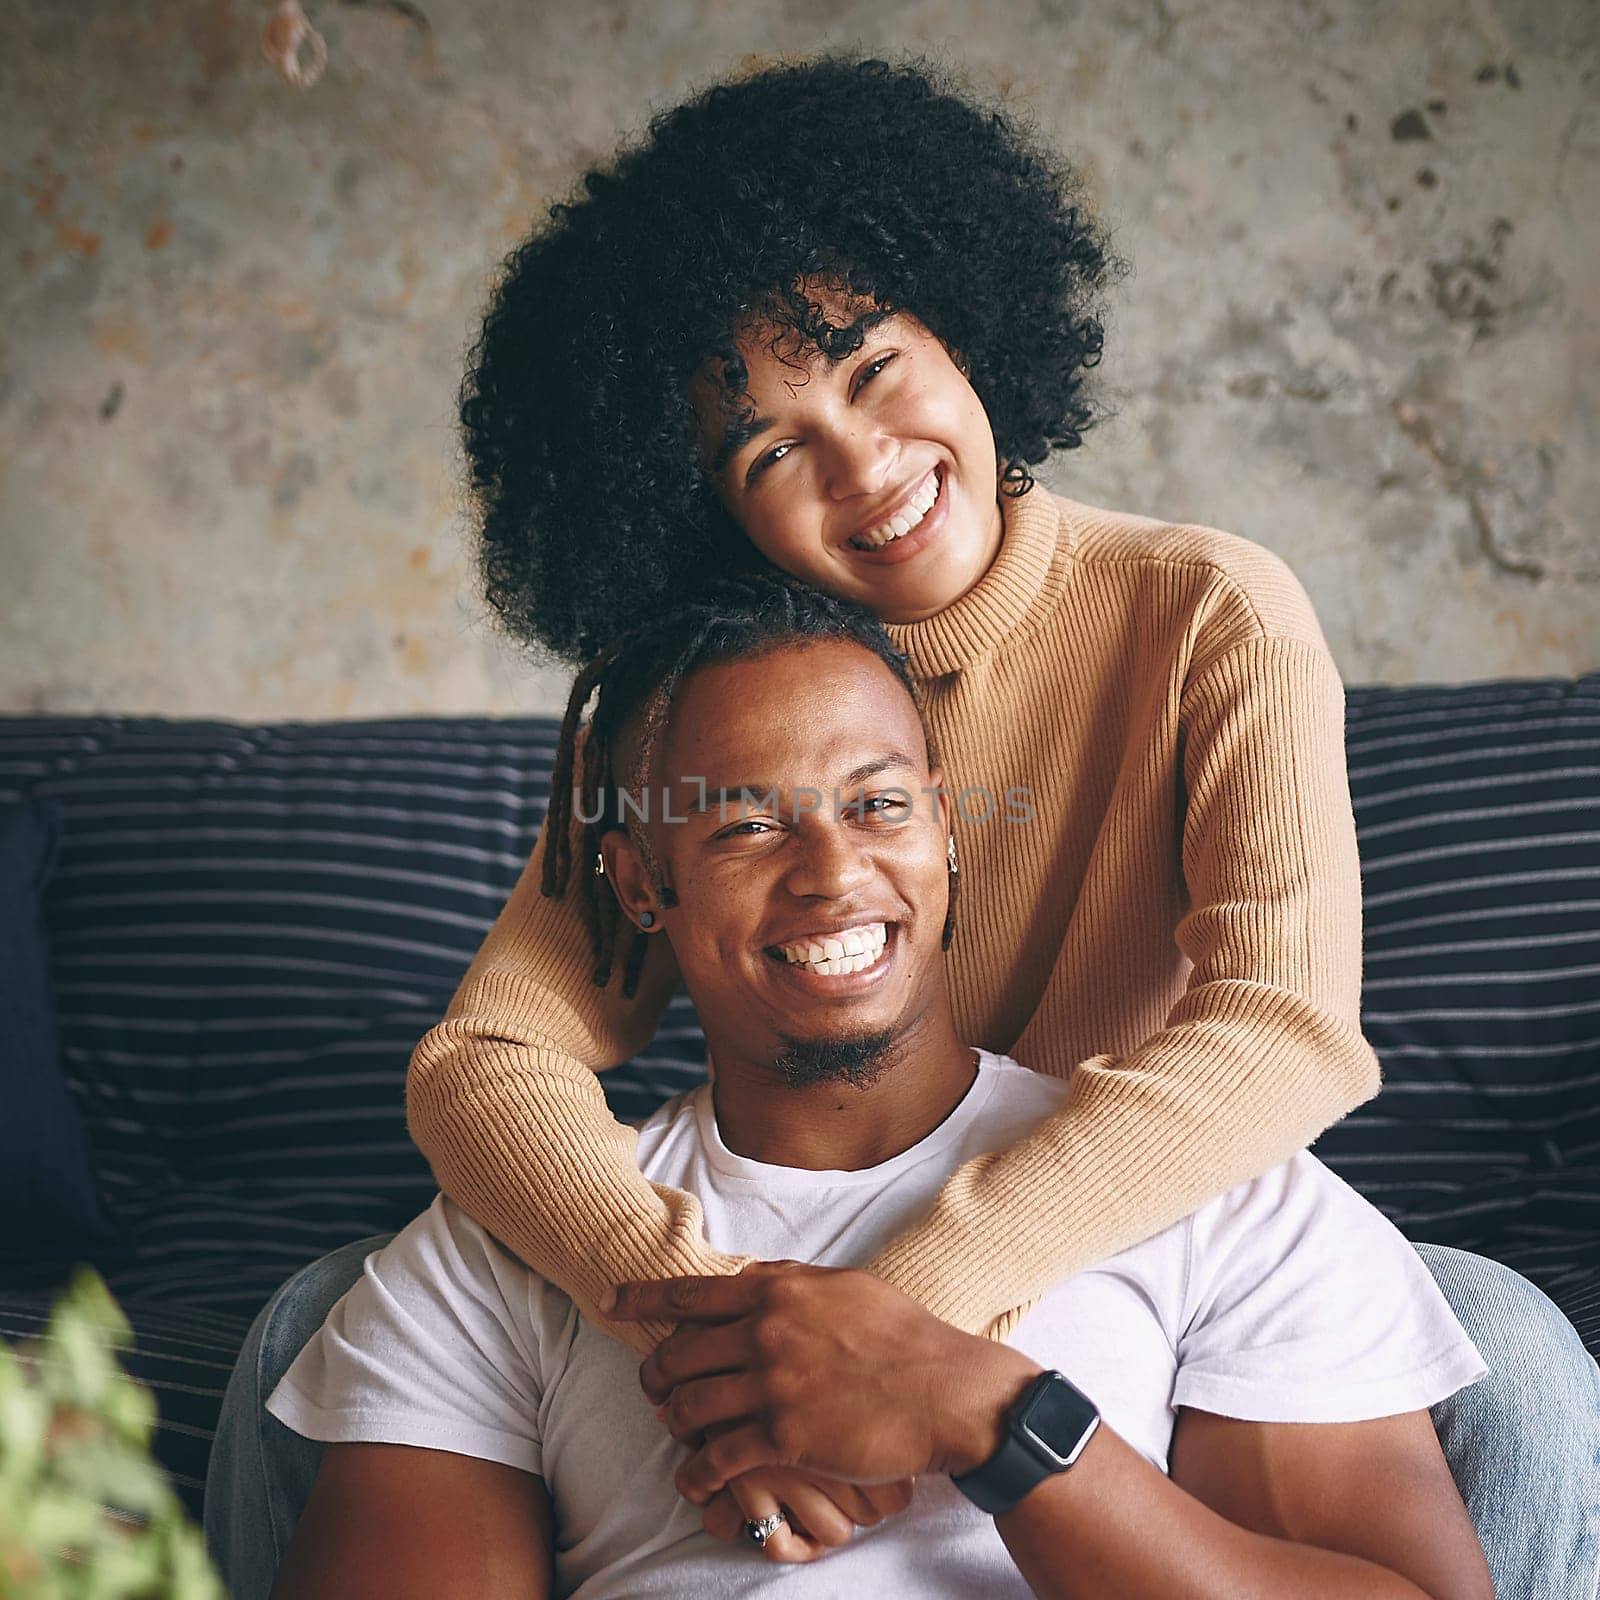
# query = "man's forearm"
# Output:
<box><xmin>989</xmin><ymin>1423</ymin><xmax>1436</xmax><ymax>1600</ymax></box>
<box><xmin>931</xmin><ymin>1346</ymin><xmax>1439</xmax><ymax>1600</ymax></box>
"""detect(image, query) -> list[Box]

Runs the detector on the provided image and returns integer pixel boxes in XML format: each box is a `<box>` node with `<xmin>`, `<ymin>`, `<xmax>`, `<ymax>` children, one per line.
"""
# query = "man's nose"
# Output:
<box><xmin>783</xmin><ymin>818</ymin><xmax>877</xmax><ymax>899</ymax></box>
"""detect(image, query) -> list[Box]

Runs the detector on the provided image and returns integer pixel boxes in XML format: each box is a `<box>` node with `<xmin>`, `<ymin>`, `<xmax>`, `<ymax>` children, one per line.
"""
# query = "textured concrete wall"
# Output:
<box><xmin>2</xmin><ymin>0</ymin><xmax>1595</xmax><ymax>717</ymax></box>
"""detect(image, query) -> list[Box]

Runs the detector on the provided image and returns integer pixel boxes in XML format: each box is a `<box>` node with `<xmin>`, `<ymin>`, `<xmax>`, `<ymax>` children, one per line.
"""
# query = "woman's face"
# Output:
<box><xmin>691</xmin><ymin>288</ymin><xmax>1006</xmax><ymax>624</ymax></box>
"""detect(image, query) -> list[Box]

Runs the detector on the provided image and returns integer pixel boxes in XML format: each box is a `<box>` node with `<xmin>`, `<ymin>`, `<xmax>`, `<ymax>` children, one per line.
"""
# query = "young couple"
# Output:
<box><xmin>204</xmin><ymin>51</ymin><xmax>1599</xmax><ymax>1598</ymax></box>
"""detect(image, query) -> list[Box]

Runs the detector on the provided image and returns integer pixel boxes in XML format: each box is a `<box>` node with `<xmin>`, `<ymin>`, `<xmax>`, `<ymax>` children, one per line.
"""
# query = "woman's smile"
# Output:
<box><xmin>843</xmin><ymin>464</ymin><xmax>950</xmax><ymax>567</ymax></box>
<box><xmin>845</xmin><ymin>465</ymin><xmax>942</xmax><ymax>551</ymax></box>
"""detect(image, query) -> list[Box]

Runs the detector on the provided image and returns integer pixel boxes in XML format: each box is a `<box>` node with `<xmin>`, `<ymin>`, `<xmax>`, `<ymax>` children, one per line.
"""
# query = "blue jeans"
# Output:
<box><xmin>203</xmin><ymin>1239</ymin><xmax>1600</xmax><ymax>1599</ymax></box>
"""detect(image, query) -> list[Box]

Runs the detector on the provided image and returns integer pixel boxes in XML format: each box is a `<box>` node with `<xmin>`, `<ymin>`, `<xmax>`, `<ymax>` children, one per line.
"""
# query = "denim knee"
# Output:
<box><xmin>1419</xmin><ymin>1243</ymin><xmax>1599</xmax><ymax>1447</ymax></box>
<box><xmin>204</xmin><ymin>1233</ymin><xmax>396</xmax><ymax>1600</ymax></box>
<box><xmin>1416</xmin><ymin>1242</ymin><xmax>1600</xmax><ymax>1600</ymax></box>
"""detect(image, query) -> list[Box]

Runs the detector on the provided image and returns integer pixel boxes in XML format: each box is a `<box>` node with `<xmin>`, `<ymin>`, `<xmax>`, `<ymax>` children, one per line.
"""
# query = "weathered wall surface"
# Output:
<box><xmin>2</xmin><ymin>0</ymin><xmax>1595</xmax><ymax>716</ymax></box>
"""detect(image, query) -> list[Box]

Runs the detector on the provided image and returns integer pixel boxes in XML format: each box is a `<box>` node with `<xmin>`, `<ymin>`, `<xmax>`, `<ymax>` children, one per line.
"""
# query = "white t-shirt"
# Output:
<box><xmin>269</xmin><ymin>1052</ymin><xmax>1486</xmax><ymax>1598</ymax></box>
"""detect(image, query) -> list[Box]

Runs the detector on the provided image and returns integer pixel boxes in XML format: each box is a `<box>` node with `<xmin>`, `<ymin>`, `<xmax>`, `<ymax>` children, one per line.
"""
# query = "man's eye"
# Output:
<box><xmin>854</xmin><ymin>794</ymin><xmax>910</xmax><ymax>820</ymax></box>
<box><xmin>719</xmin><ymin>819</ymin><xmax>776</xmax><ymax>838</ymax></box>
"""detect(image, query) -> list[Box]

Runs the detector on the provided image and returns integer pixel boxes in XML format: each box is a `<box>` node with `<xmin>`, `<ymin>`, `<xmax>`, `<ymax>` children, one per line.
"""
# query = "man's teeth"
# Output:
<box><xmin>778</xmin><ymin>922</ymin><xmax>889</xmax><ymax>976</ymax></box>
<box><xmin>851</xmin><ymin>470</ymin><xmax>941</xmax><ymax>550</ymax></box>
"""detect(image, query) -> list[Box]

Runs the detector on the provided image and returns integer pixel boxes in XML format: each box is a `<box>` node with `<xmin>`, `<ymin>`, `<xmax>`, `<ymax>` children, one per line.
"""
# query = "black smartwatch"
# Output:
<box><xmin>951</xmin><ymin>1368</ymin><xmax>1101</xmax><ymax>1516</ymax></box>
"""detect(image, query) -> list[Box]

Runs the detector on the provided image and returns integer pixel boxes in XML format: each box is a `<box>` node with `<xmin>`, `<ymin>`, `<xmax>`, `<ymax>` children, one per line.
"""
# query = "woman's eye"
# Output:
<box><xmin>748</xmin><ymin>442</ymin><xmax>791</xmax><ymax>483</ymax></box>
<box><xmin>744</xmin><ymin>356</ymin><xmax>896</xmax><ymax>485</ymax></box>
<box><xmin>857</xmin><ymin>354</ymin><xmax>896</xmax><ymax>392</ymax></box>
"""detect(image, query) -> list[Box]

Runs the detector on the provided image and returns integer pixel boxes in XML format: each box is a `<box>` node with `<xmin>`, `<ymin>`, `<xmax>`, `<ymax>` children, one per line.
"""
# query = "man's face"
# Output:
<box><xmin>691</xmin><ymin>285</ymin><xmax>1005</xmax><ymax>626</ymax></box>
<box><xmin>606</xmin><ymin>640</ymin><xmax>952</xmax><ymax>1076</ymax></box>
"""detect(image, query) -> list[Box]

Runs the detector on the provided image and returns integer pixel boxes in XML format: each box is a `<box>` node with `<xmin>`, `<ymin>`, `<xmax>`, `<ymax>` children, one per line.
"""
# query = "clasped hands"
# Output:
<box><xmin>603</xmin><ymin>1261</ymin><xmax>1041</xmax><ymax>1564</ymax></box>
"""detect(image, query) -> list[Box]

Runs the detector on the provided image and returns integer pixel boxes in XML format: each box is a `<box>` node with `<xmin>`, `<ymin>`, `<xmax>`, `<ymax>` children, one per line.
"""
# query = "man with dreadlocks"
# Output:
<box><xmin>538</xmin><ymin>579</ymin><xmax>963</xmax><ymax>1003</ymax></box>
<box><xmin>262</xmin><ymin>574</ymin><xmax>1490</xmax><ymax>1599</ymax></box>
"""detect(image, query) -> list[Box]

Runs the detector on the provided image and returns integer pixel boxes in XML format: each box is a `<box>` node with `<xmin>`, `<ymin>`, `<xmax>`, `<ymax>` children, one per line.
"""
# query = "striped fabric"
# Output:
<box><xmin>0</xmin><ymin>677</ymin><xmax>1595</xmax><ymax>1515</ymax></box>
<box><xmin>1312</xmin><ymin>672</ymin><xmax>1600</xmax><ymax>1349</ymax></box>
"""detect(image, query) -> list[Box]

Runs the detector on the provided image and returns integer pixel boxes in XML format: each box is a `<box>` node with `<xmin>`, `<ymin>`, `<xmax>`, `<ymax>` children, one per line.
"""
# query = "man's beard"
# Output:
<box><xmin>771</xmin><ymin>1027</ymin><xmax>898</xmax><ymax>1090</ymax></box>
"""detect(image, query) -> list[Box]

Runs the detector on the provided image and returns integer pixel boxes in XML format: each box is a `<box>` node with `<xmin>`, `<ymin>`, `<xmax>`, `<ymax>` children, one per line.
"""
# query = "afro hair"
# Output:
<box><xmin>459</xmin><ymin>51</ymin><xmax>1123</xmax><ymax>664</ymax></box>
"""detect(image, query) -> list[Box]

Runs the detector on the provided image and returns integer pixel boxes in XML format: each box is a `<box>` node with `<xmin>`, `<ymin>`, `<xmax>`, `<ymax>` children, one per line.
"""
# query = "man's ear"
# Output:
<box><xmin>926</xmin><ymin>763</ymin><xmax>952</xmax><ymax>838</ymax></box>
<box><xmin>598</xmin><ymin>829</ymin><xmax>663</xmax><ymax>931</ymax></box>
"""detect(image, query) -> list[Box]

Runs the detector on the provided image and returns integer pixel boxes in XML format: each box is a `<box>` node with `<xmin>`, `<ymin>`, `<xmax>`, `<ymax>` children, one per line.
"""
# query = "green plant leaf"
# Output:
<box><xmin>0</xmin><ymin>1269</ymin><xmax>226</xmax><ymax>1599</ymax></box>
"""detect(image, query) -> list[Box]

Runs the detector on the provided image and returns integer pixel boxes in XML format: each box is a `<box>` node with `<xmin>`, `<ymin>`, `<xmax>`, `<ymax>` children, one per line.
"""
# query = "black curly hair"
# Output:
<box><xmin>460</xmin><ymin>51</ymin><xmax>1123</xmax><ymax>664</ymax></box>
<box><xmin>542</xmin><ymin>571</ymin><xmax>955</xmax><ymax>999</ymax></box>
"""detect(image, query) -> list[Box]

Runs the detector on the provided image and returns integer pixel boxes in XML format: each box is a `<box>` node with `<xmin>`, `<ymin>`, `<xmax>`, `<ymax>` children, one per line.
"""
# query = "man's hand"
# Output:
<box><xmin>605</xmin><ymin>1261</ymin><xmax>1041</xmax><ymax>1503</ymax></box>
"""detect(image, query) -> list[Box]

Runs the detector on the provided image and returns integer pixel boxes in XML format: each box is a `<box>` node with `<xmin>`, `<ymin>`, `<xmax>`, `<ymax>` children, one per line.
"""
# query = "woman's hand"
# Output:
<box><xmin>711</xmin><ymin>1468</ymin><xmax>915</xmax><ymax>1563</ymax></box>
<box><xmin>607</xmin><ymin>1260</ymin><xmax>1040</xmax><ymax>1503</ymax></box>
<box><xmin>666</xmin><ymin>1401</ymin><xmax>917</xmax><ymax>1563</ymax></box>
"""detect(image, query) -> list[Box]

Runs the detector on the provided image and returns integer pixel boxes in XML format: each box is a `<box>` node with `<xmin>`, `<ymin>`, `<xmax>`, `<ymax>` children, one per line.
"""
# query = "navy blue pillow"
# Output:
<box><xmin>0</xmin><ymin>799</ymin><xmax>120</xmax><ymax>1264</ymax></box>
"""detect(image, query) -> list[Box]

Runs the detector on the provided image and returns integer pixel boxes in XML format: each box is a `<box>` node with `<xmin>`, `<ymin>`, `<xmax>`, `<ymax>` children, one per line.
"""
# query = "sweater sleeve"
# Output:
<box><xmin>864</xmin><ymin>633</ymin><xmax>1383</xmax><ymax>1338</ymax></box>
<box><xmin>405</xmin><ymin>796</ymin><xmax>747</xmax><ymax>1355</ymax></box>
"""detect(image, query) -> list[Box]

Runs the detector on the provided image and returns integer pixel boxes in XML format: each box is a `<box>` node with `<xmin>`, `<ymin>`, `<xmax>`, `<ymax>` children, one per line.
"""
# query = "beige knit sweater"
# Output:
<box><xmin>406</xmin><ymin>485</ymin><xmax>1382</xmax><ymax>1352</ymax></box>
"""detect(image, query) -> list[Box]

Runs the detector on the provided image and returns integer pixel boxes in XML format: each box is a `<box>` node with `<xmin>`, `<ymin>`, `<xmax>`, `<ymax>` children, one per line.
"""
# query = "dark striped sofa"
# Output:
<box><xmin>1</xmin><ymin>671</ymin><xmax>1596</xmax><ymax>1520</ymax></box>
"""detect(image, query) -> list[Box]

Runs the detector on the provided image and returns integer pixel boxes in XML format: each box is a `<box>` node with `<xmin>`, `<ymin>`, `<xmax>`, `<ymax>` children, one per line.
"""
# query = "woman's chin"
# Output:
<box><xmin>860</xmin><ymin>554</ymin><xmax>984</xmax><ymax>623</ymax></box>
<box><xmin>872</xmin><ymin>531</ymin><xmax>1002</xmax><ymax>622</ymax></box>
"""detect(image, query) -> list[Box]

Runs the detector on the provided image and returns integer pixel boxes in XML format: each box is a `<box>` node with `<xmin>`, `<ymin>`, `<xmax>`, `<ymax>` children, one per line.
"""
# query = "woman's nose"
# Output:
<box><xmin>822</xmin><ymin>424</ymin><xmax>898</xmax><ymax>502</ymax></box>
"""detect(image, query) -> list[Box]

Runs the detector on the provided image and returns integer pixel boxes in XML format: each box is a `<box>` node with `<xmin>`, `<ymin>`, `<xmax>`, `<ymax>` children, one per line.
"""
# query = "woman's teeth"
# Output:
<box><xmin>777</xmin><ymin>922</ymin><xmax>888</xmax><ymax>976</ymax></box>
<box><xmin>850</xmin><ymin>470</ymin><xmax>941</xmax><ymax>550</ymax></box>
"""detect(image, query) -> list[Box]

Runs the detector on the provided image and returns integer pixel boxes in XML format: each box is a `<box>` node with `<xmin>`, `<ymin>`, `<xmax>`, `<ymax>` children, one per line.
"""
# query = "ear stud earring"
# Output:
<box><xmin>638</xmin><ymin>910</ymin><xmax>656</xmax><ymax>930</ymax></box>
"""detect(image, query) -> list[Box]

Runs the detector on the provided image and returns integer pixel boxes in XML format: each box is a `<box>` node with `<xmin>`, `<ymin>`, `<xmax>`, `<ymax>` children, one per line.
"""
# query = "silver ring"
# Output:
<box><xmin>744</xmin><ymin>1511</ymin><xmax>787</xmax><ymax>1549</ymax></box>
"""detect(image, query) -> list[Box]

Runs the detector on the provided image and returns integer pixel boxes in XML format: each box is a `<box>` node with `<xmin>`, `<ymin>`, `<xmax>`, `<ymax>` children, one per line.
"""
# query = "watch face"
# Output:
<box><xmin>1020</xmin><ymin>1374</ymin><xmax>1099</xmax><ymax>1468</ymax></box>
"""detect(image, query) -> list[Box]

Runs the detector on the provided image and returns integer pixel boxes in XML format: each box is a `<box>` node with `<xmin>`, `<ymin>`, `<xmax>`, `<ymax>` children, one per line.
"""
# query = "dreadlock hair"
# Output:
<box><xmin>540</xmin><ymin>571</ymin><xmax>957</xmax><ymax>998</ymax></box>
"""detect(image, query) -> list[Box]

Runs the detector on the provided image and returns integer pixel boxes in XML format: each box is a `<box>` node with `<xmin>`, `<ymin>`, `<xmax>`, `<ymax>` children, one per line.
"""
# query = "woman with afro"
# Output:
<box><xmin>208</xmin><ymin>52</ymin><xmax>1596</xmax><ymax>1596</ymax></box>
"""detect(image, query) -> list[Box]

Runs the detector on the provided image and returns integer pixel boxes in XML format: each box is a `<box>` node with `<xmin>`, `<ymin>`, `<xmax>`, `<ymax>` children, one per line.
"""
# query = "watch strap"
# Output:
<box><xmin>951</xmin><ymin>1369</ymin><xmax>1100</xmax><ymax>1517</ymax></box>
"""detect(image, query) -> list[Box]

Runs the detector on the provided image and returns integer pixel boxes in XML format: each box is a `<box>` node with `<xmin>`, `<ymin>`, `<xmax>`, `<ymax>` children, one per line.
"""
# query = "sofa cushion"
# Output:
<box><xmin>0</xmin><ymin>719</ymin><xmax>558</xmax><ymax>1202</ymax></box>
<box><xmin>1313</xmin><ymin>671</ymin><xmax>1600</xmax><ymax>1346</ymax></box>
<box><xmin>0</xmin><ymin>799</ymin><xmax>120</xmax><ymax>1265</ymax></box>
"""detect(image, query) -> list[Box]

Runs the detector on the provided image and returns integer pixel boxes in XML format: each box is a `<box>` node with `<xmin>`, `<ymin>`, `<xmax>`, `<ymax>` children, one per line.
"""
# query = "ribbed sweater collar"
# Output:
<box><xmin>884</xmin><ymin>480</ymin><xmax>1070</xmax><ymax>679</ymax></box>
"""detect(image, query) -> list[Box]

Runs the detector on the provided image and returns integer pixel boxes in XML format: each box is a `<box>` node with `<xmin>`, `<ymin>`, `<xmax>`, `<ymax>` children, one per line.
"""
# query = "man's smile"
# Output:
<box><xmin>762</xmin><ymin>921</ymin><xmax>903</xmax><ymax>992</ymax></box>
